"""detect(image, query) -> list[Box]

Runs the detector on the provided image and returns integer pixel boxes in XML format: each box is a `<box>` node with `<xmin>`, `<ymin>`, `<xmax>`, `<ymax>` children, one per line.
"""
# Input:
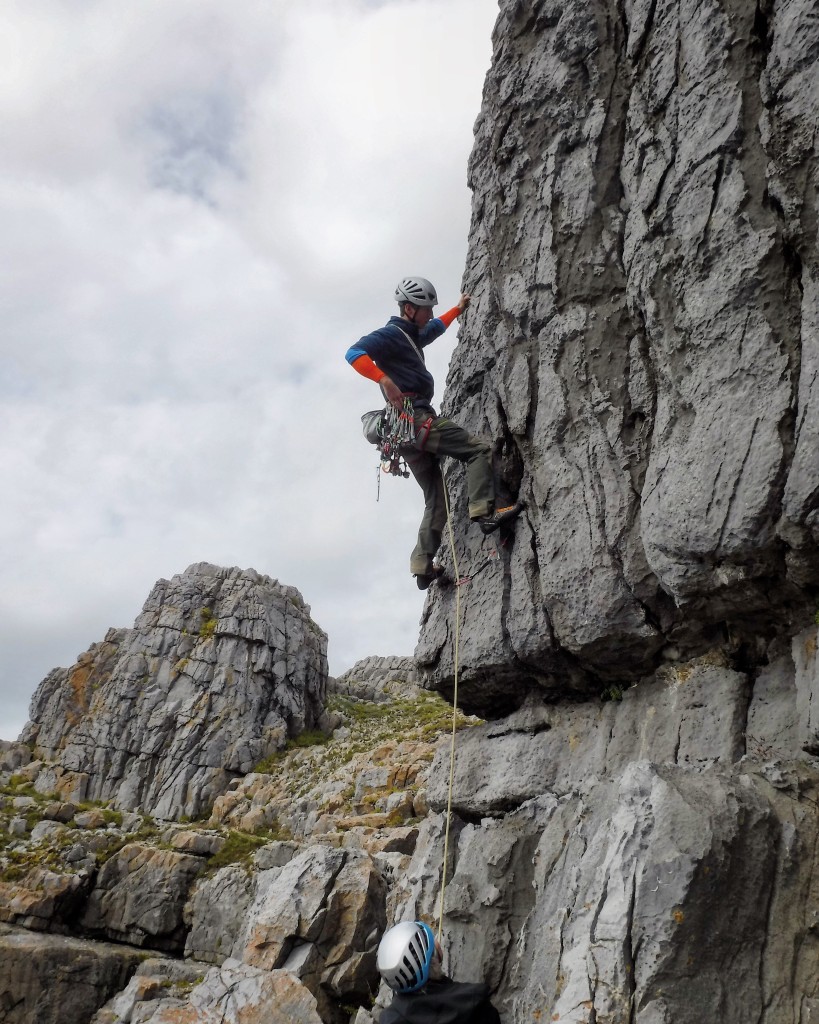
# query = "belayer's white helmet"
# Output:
<box><xmin>377</xmin><ymin>921</ymin><xmax>435</xmax><ymax>993</ymax></box>
<box><xmin>395</xmin><ymin>277</ymin><xmax>438</xmax><ymax>308</ymax></box>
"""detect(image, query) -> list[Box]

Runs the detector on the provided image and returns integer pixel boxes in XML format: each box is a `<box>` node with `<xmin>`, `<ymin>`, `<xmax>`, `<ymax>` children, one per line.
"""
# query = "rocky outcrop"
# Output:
<box><xmin>20</xmin><ymin>564</ymin><xmax>328</xmax><ymax>819</ymax></box>
<box><xmin>124</xmin><ymin>960</ymin><xmax>324</xmax><ymax>1024</ymax></box>
<box><xmin>416</xmin><ymin>0</ymin><xmax>819</xmax><ymax>714</ymax></box>
<box><xmin>0</xmin><ymin>743</ymin><xmax>32</xmax><ymax>773</ymax></box>
<box><xmin>81</xmin><ymin>843</ymin><xmax>209</xmax><ymax>951</ymax></box>
<box><xmin>0</xmin><ymin>682</ymin><xmax>469</xmax><ymax>1023</ymax></box>
<box><xmin>3</xmin><ymin>629</ymin><xmax>819</xmax><ymax>1023</ymax></box>
<box><xmin>331</xmin><ymin>656</ymin><xmax>420</xmax><ymax>702</ymax></box>
<box><xmin>0</xmin><ymin>924</ymin><xmax>146</xmax><ymax>1024</ymax></box>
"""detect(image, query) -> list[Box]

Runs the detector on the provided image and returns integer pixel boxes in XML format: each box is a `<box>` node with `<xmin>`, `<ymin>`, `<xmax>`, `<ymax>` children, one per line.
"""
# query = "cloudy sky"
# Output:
<box><xmin>0</xmin><ymin>0</ymin><xmax>500</xmax><ymax>739</ymax></box>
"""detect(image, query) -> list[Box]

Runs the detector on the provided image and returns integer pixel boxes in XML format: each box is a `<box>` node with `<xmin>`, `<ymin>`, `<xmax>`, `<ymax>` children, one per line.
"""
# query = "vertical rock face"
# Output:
<box><xmin>416</xmin><ymin>0</ymin><xmax>819</xmax><ymax>711</ymax></box>
<box><xmin>21</xmin><ymin>563</ymin><xmax>327</xmax><ymax>819</ymax></box>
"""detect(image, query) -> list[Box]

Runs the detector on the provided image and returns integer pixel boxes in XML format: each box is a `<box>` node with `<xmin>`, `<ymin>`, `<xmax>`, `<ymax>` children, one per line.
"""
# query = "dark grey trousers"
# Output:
<box><xmin>402</xmin><ymin>414</ymin><xmax>494</xmax><ymax>576</ymax></box>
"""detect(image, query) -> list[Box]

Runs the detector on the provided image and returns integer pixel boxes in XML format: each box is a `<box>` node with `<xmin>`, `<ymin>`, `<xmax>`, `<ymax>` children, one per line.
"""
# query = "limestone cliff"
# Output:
<box><xmin>416</xmin><ymin>0</ymin><xmax>819</xmax><ymax>715</ymax></box>
<box><xmin>3</xmin><ymin>1</ymin><xmax>819</xmax><ymax>1023</ymax></box>
<box><xmin>20</xmin><ymin>563</ymin><xmax>327</xmax><ymax>819</ymax></box>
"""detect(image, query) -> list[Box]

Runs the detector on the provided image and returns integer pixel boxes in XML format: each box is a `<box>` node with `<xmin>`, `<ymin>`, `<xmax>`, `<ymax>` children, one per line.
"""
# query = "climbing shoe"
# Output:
<box><xmin>476</xmin><ymin>500</ymin><xmax>526</xmax><ymax>535</ymax></box>
<box><xmin>415</xmin><ymin>565</ymin><xmax>447</xmax><ymax>590</ymax></box>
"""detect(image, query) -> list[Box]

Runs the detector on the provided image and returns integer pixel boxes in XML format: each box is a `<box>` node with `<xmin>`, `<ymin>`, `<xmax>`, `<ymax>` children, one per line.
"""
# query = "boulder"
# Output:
<box><xmin>0</xmin><ymin>868</ymin><xmax>92</xmax><ymax>931</ymax></box>
<box><xmin>136</xmin><ymin>959</ymin><xmax>323</xmax><ymax>1024</ymax></box>
<box><xmin>90</xmin><ymin>957</ymin><xmax>211</xmax><ymax>1024</ymax></box>
<box><xmin>241</xmin><ymin>844</ymin><xmax>385</xmax><ymax>1015</ymax></box>
<box><xmin>81</xmin><ymin>843</ymin><xmax>207</xmax><ymax>951</ymax></box>
<box><xmin>184</xmin><ymin>864</ymin><xmax>255</xmax><ymax>964</ymax></box>
<box><xmin>74</xmin><ymin>809</ymin><xmax>108</xmax><ymax>829</ymax></box>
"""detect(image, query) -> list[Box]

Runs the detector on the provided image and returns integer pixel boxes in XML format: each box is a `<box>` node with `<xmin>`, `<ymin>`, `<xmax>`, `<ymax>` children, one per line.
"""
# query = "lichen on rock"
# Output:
<box><xmin>20</xmin><ymin>564</ymin><xmax>328</xmax><ymax>820</ymax></box>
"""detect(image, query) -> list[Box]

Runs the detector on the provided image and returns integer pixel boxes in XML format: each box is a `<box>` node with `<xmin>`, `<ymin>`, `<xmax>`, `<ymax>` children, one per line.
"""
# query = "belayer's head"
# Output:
<box><xmin>377</xmin><ymin>920</ymin><xmax>441</xmax><ymax>993</ymax></box>
<box><xmin>395</xmin><ymin>276</ymin><xmax>438</xmax><ymax>328</ymax></box>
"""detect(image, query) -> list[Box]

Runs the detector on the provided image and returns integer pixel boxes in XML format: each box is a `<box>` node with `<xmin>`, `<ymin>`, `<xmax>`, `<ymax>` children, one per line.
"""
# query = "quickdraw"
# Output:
<box><xmin>375</xmin><ymin>398</ymin><xmax>416</xmax><ymax>499</ymax></box>
<box><xmin>454</xmin><ymin>547</ymin><xmax>500</xmax><ymax>587</ymax></box>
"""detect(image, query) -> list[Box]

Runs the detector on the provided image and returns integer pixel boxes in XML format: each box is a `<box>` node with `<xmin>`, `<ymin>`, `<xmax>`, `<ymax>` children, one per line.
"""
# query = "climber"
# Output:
<box><xmin>345</xmin><ymin>277</ymin><xmax>524</xmax><ymax>590</ymax></box>
<box><xmin>376</xmin><ymin>920</ymin><xmax>501</xmax><ymax>1024</ymax></box>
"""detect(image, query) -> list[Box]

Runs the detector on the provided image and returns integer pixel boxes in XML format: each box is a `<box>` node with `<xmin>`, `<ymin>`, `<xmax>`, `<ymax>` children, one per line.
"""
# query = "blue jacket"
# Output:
<box><xmin>345</xmin><ymin>316</ymin><xmax>448</xmax><ymax>404</ymax></box>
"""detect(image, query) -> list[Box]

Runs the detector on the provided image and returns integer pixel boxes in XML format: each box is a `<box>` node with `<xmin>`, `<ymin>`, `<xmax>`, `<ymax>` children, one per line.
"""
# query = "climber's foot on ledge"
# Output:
<box><xmin>415</xmin><ymin>565</ymin><xmax>448</xmax><ymax>590</ymax></box>
<box><xmin>476</xmin><ymin>500</ymin><xmax>526</xmax><ymax>535</ymax></box>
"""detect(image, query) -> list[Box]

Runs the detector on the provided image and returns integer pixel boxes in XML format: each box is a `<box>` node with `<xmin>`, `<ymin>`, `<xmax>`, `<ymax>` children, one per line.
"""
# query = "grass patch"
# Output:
<box><xmin>204</xmin><ymin>826</ymin><xmax>291</xmax><ymax>876</ymax></box>
<box><xmin>253</xmin><ymin>729</ymin><xmax>331</xmax><ymax>773</ymax></box>
<box><xmin>287</xmin><ymin>729</ymin><xmax>331</xmax><ymax>750</ymax></box>
<box><xmin>5</xmin><ymin>779</ymin><xmax>42</xmax><ymax>801</ymax></box>
<box><xmin>199</xmin><ymin>608</ymin><xmax>217</xmax><ymax>639</ymax></box>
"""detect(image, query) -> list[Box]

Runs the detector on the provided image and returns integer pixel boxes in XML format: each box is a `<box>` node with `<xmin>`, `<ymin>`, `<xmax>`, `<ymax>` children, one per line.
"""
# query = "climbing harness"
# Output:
<box><xmin>363</xmin><ymin>398</ymin><xmax>418</xmax><ymax>500</ymax></box>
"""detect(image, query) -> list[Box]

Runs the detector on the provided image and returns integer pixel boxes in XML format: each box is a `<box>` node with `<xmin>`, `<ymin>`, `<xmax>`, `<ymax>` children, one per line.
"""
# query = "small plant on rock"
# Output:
<box><xmin>199</xmin><ymin>608</ymin><xmax>217</xmax><ymax>639</ymax></box>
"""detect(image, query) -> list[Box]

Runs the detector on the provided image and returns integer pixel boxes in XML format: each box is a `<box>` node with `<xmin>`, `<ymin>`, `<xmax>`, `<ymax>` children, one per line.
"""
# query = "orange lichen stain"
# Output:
<box><xmin>532</xmin><ymin>1011</ymin><xmax>542</xmax><ymax>1021</ymax></box>
<box><xmin>568</xmin><ymin>734</ymin><xmax>580</xmax><ymax>750</ymax></box>
<box><xmin>805</xmin><ymin>634</ymin><xmax>817</xmax><ymax>659</ymax></box>
<box><xmin>675</xmin><ymin>666</ymin><xmax>692</xmax><ymax>684</ymax></box>
<box><xmin>68</xmin><ymin>665</ymin><xmax>92</xmax><ymax>712</ymax></box>
<box><xmin>672</xmin><ymin>908</ymin><xmax>685</xmax><ymax>924</ymax></box>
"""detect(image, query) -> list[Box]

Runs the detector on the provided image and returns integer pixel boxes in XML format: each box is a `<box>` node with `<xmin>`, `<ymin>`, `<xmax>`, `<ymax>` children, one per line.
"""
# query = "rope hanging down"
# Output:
<box><xmin>436</xmin><ymin>464</ymin><xmax>462</xmax><ymax>943</ymax></box>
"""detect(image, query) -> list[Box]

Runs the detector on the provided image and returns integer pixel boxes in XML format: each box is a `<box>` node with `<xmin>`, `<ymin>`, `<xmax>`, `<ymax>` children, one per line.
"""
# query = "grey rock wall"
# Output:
<box><xmin>0</xmin><ymin>924</ymin><xmax>145</xmax><ymax>1024</ymax></box>
<box><xmin>20</xmin><ymin>563</ymin><xmax>327</xmax><ymax>819</ymax></box>
<box><xmin>416</xmin><ymin>0</ymin><xmax>819</xmax><ymax>714</ymax></box>
<box><xmin>374</xmin><ymin>629</ymin><xmax>819</xmax><ymax>1024</ymax></box>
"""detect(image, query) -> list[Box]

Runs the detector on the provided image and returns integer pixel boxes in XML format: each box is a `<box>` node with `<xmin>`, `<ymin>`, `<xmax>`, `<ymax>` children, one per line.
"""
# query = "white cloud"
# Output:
<box><xmin>0</xmin><ymin>0</ymin><xmax>498</xmax><ymax>739</ymax></box>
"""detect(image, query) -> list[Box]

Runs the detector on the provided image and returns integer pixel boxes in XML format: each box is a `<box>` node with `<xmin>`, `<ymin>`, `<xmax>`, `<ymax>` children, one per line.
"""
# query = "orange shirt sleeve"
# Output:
<box><xmin>438</xmin><ymin>306</ymin><xmax>462</xmax><ymax>329</ymax></box>
<box><xmin>350</xmin><ymin>353</ymin><xmax>386</xmax><ymax>383</ymax></box>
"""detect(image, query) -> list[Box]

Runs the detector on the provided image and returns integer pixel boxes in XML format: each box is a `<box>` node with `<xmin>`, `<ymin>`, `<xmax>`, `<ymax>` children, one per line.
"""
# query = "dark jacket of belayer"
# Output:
<box><xmin>379</xmin><ymin>977</ymin><xmax>501</xmax><ymax>1024</ymax></box>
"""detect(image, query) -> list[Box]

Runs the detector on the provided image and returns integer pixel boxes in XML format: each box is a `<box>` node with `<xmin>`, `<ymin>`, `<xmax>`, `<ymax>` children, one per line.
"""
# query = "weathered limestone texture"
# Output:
<box><xmin>0</xmin><ymin>924</ymin><xmax>145</xmax><ymax>1024</ymax></box>
<box><xmin>20</xmin><ymin>563</ymin><xmax>328</xmax><ymax>818</ymax></box>
<box><xmin>81</xmin><ymin>843</ymin><xmax>207</xmax><ymax>951</ymax></box>
<box><xmin>90</xmin><ymin>958</ymin><xmax>213</xmax><ymax>1024</ymax></box>
<box><xmin>135</xmin><ymin>960</ymin><xmax>324</xmax><ymax>1024</ymax></box>
<box><xmin>4</xmin><ymin>635</ymin><xmax>819</xmax><ymax>1023</ymax></box>
<box><xmin>416</xmin><ymin>0</ymin><xmax>819</xmax><ymax>714</ymax></box>
<box><xmin>331</xmin><ymin>656</ymin><xmax>420</xmax><ymax>702</ymax></box>
<box><xmin>383</xmin><ymin>643</ymin><xmax>819</xmax><ymax>1024</ymax></box>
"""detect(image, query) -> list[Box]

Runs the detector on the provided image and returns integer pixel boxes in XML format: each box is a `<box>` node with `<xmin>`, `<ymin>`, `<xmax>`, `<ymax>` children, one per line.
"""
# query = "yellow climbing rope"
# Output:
<box><xmin>436</xmin><ymin>465</ymin><xmax>462</xmax><ymax>943</ymax></box>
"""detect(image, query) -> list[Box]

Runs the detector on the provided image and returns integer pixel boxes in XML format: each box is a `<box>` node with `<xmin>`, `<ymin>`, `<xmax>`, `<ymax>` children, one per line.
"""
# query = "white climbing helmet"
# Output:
<box><xmin>376</xmin><ymin>920</ymin><xmax>436</xmax><ymax>993</ymax></box>
<box><xmin>394</xmin><ymin>277</ymin><xmax>438</xmax><ymax>308</ymax></box>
